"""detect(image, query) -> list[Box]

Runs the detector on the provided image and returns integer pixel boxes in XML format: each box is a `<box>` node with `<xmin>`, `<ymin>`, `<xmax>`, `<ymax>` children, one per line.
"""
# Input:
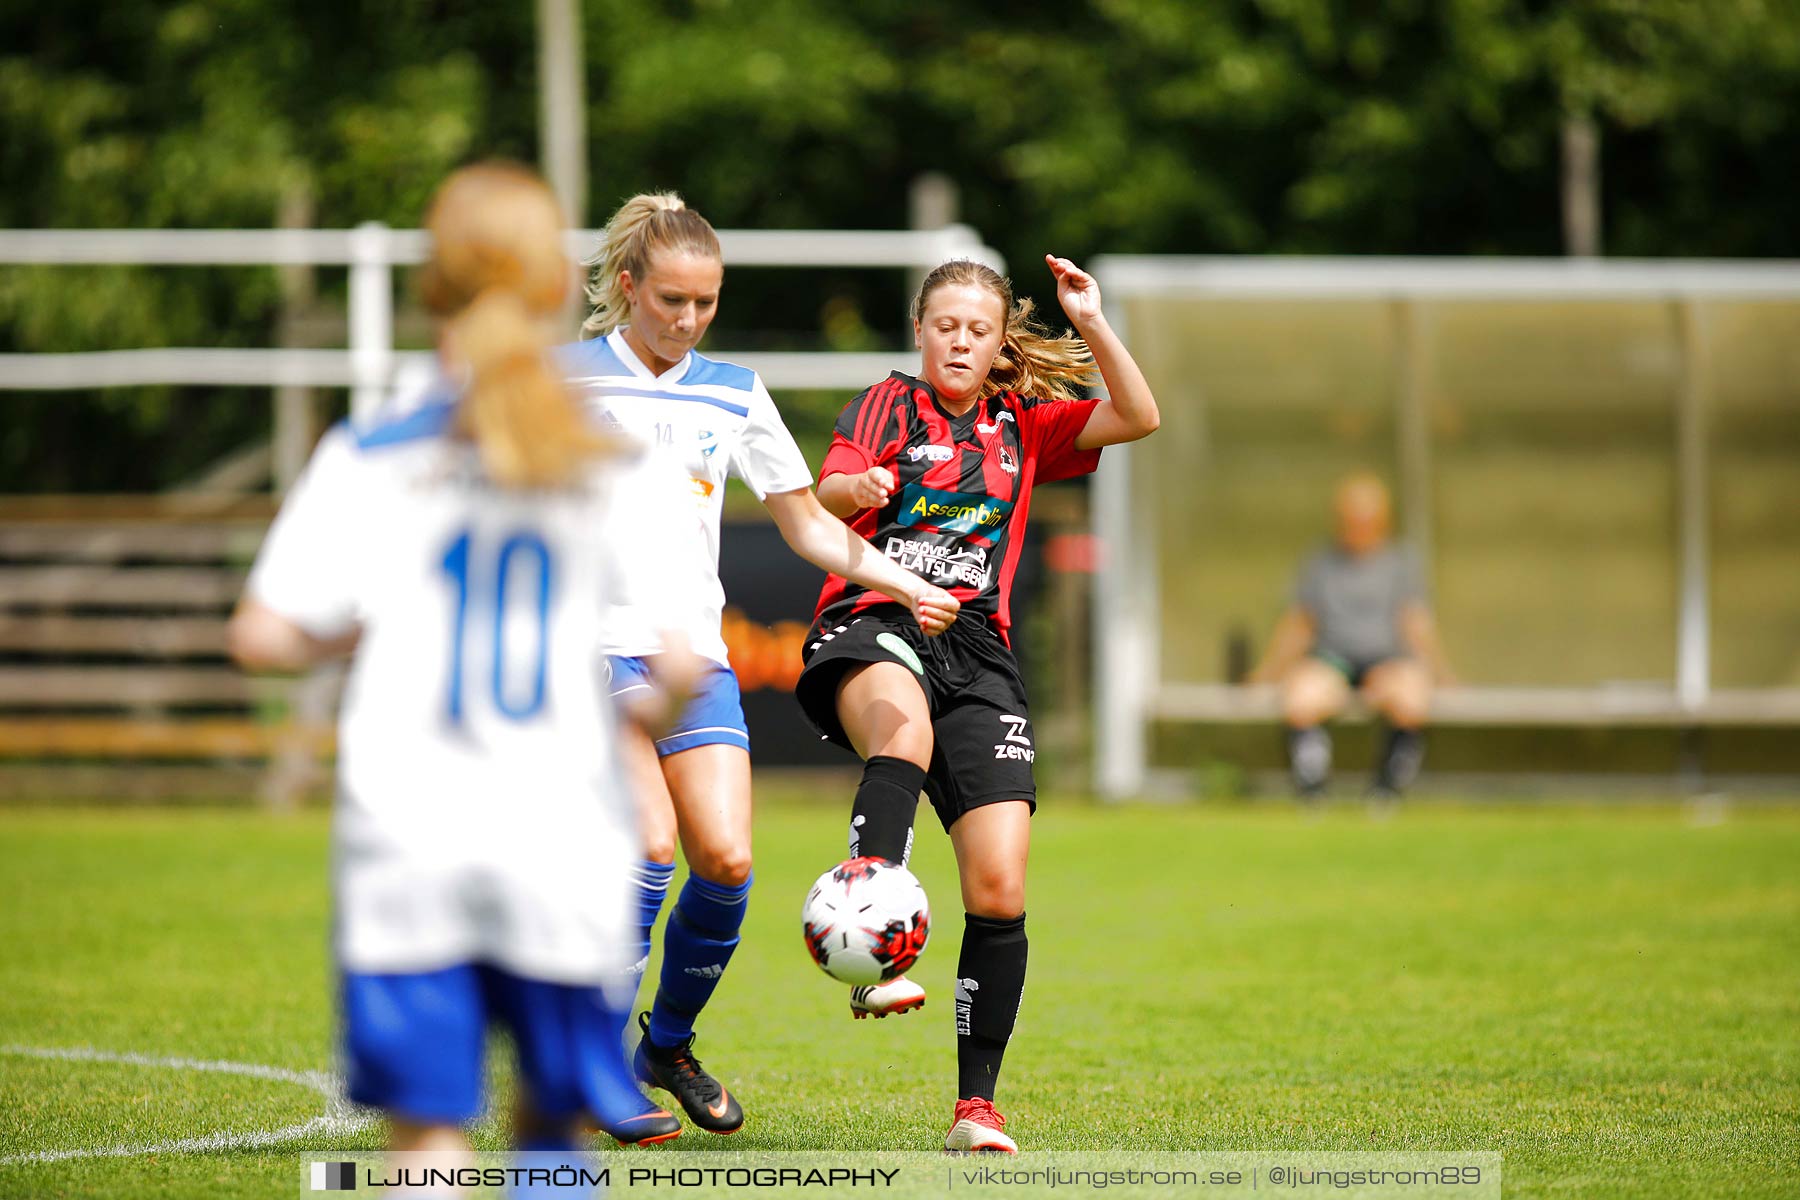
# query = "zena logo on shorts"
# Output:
<box><xmin>896</xmin><ymin>483</ymin><xmax>1013</xmax><ymax>536</ymax></box>
<box><xmin>993</xmin><ymin>714</ymin><xmax>1034</xmax><ymax>762</ymax></box>
<box><xmin>907</xmin><ymin>444</ymin><xmax>955</xmax><ymax>463</ymax></box>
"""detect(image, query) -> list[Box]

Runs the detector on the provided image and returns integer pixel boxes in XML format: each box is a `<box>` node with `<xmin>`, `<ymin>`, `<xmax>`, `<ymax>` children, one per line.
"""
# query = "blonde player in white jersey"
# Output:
<box><xmin>229</xmin><ymin>163</ymin><xmax>690</xmax><ymax>1167</ymax></box>
<box><xmin>561</xmin><ymin>193</ymin><xmax>960</xmax><ymax>1134</ymax></box>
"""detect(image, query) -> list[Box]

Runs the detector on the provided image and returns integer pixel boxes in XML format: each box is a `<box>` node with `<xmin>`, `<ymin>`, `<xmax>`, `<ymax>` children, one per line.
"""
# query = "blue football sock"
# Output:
<box><xmin>648</xmin><ymin>872</ymin><xmax>752</xmax><ymax>1048</ymax></box>
<box><xmin>629</xmin><ymin>860</ymin><xmax>675</xmax><ymax>980</ymax></box>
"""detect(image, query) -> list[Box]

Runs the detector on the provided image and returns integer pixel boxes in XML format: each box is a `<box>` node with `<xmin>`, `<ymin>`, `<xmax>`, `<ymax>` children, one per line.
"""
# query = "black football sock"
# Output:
<box><xmin>1375</xmin><ymin>726</ymin><xmax>1425</xmax><ymax>793</ymax></box>
<box><xmin>1287</xmin><ymin>725</ymin><xmax>1332</xmax><ymax>795</ymax></box>
<box><xmin>956</xmin><ymin>912</ymin><xmax>1028</xmax><ymax>1102</ymax></box>
<box><xmin>849</xmin><ymin>755</ymin><xmax>923</xmax><ymax>865</ymax></box>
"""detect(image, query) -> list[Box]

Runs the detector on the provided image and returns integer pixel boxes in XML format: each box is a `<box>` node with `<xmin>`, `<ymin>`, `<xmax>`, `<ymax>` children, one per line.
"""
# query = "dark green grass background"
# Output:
<box><xmin>2</xmin><ymin>797</ymin><xmax>1797</xmax><ymax>1198</ymax></box>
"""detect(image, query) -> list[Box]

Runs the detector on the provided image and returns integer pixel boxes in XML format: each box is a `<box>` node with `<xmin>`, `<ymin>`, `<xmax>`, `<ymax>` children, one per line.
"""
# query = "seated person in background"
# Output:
<box><xmin>1248</xmin><ymin>471</ymin><xmax>1454</xmax><ymax>799</ymax></box>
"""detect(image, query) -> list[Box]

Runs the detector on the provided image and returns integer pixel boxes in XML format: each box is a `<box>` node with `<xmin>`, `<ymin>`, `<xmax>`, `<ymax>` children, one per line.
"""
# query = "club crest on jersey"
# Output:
<box><xmin>698</xmin><ymin>429</ymin><xmax>718</xmax><ymax>458</ymax></box>
<box><xmin>908</xmin><ymin>444</ymin><xmax>955</xmax><ymax>463</ymax></box>
<box><xmin>896</xmin><ymin>483</ymin><xmax>1013</xmax><ymax>536</ymax></box>
<box><xmin>997</xmin><ymin>447</ymin><xmax>1018</xmax><ymax>475</ymax></box>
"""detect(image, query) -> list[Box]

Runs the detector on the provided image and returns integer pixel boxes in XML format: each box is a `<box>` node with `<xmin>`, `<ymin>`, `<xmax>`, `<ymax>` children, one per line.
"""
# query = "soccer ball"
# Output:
<box><xmin>801</xmin><ymin>857</ymin><xmax>931</xmax><ymax>986</ymax></box>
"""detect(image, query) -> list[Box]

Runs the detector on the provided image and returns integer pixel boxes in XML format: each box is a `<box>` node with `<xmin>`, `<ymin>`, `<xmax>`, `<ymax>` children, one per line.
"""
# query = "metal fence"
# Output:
<box><xmin>0</xmin><ymin>224</ymin><xmax>1006</xmax><ymax>412</ymax></box>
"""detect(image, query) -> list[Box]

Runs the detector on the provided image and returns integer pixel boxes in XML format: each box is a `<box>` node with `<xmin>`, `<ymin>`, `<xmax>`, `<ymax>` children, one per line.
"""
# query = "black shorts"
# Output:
<box><xmin>794</xmin><ymin>605</ymin><xmax>1037</xmax><ymax>832</ymax></box>
<box><xmin>1311</xmin><ymin>649</ymin><xmax>1410</xmax><ymax>689</ymax></box>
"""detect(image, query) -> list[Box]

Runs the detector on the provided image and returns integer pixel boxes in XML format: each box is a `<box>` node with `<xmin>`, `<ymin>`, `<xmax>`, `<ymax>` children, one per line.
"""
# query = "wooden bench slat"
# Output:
<box><xmin>0</xmin><ymin>615</ymin><xmax>227</xmax><ymax>655</ymax></box>
<box><xmin>0</xmin><ymin>718</ymin><xmax>333</xmax><ymax>758</ymax></box>
<box><xmin>0</xmin><ymin>496</ymin><xmax>278</xmax><ymax>521</ymax></box>
<box><xmin>1152</xmin><ymin>683</ymin><xmax>1800</xmax><ymax>727</ymax></box>
<box><xmin>0</xmin><ymin>566</ymin><xmax>245</xmax><ymax>608</ymax></box>
<box><xmin>0</xmin><ymin>525</ymin><xmax>266</xmax><ymax>561</ymax></box>
<box><xmin>0</xmin><ymin>666</ymin><xmax>303</xmax><ymax>706</ymax></box>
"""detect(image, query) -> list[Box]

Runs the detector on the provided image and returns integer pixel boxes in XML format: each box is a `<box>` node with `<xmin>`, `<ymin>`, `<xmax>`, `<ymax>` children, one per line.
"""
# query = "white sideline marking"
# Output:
<box><xmin>0</xmin><ymin>1044</ymin><xmax>375</xmax><ymax>1165</ymax></box>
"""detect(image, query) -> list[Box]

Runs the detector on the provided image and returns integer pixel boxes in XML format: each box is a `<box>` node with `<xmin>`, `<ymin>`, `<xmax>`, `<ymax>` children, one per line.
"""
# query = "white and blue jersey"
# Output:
<box><xmin>560</xmin><ymin>329</ymin><xmax>815</xmax><ymax>667</ymax></box>
<box><xmin>563</xmin><ymin>330</ymin><xmax>814</xmax><ymax>757</ymax></box>
<box><xmin>245</xmin><ymin>394</ymin><xmax>639</xmax><ymax>986</ymax></box>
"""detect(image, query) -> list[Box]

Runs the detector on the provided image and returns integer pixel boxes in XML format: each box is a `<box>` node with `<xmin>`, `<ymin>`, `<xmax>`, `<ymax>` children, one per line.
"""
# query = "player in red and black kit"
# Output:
<box><xmin>795</xmin><ymin>256</ymin><xmax>1161</xmax><ymax>1154</ymax></box>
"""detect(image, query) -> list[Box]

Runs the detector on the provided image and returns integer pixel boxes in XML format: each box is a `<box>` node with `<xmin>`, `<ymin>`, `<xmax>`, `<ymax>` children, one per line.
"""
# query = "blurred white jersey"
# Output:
<box><xmin>246</xmin><ymin>396</ymin><xmax>638</xmax><ymax>984</ymax></box>
<box><xmin>560</xmin><ymin>330</ymin><xmax>814</xmax><ymax>665</ymax></box>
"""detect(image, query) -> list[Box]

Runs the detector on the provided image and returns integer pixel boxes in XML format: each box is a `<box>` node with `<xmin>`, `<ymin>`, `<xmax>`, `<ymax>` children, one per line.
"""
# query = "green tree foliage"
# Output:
<box><xmin>0</xmin><ymin>1</ymin><xmax>505</xmax><ymax>487</ymax></box>
<box><xmin>2</xmin><ymin>0</ymin><xmax>1796</xmax><ymax>488</ymax></box>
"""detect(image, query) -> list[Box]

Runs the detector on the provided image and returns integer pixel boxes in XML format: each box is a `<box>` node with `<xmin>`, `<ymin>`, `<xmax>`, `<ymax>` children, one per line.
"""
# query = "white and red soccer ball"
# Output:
<box><xmin>801</xmin><ymin>857</ymin><xmax>931</xmax><ymax>986</ymax></box>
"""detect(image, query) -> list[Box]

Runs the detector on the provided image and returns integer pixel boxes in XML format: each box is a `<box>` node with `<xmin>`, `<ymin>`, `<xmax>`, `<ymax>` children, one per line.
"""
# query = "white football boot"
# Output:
<box><xmin>848</xmin><ymin>976</ymin><xmax>926</xmax><ymax>1019</ymax></box>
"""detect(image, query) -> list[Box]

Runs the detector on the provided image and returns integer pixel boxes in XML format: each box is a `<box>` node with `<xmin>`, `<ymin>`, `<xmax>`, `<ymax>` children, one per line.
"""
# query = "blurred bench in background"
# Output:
<box><xmin>0</xmin><ymin>497</ymin><xmax>336</xmax><ymax>807</ymax></box>
<box><xmin>1154</xmin><ymin>682</ymin><xmax>1800</xmax><ymax>727</ymax></box>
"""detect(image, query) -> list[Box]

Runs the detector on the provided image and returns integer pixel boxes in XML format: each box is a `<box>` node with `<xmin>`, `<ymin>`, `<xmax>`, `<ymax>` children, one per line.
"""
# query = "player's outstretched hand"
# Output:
<box><xmin>626</xmin><ymin>632</ymin><xmax>706</xmax><ymax>737</ymax></box>
<box><xmin>910</xmin><ymin>585</ymin><xmax>961</xmax><ymax>637</ymax></box>
<box><xmin>847</xmin><ymin>466</ymin><xmax>895</xmax><ymax>510</ymax></box>
<box><xmin>1046</xmin><ymin>254</ymin><xmax>1103</xmax><ymax>328</ymax></box>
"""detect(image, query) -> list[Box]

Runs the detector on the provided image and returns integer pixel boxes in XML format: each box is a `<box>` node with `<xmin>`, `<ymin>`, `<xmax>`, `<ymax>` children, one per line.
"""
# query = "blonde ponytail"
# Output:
<box><xmin>912</xmin><ymin>260</ymin><xmax>1097</xmax><ymax>404</ymax></box>
<box><xmin>419</xmin><ymin>161</ymin><xmax>620</xmax><ymax>490</ymax></box>
<box><xmin>582</xmin><ymin>192</ymin><xmax>722</xmax><ymax>337</ymax></box>
<box><xmin>449</xmin><ymin>288</ymin><xmax>615</xmax><ymax>488</ymax></box>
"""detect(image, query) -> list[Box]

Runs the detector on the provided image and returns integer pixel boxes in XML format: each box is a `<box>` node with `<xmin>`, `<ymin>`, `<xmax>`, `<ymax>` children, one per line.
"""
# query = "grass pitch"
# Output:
<box><xmin>1</xmin><ymin>796</ymin><xmax>1796</xmax><ymax>1198</ymax></box>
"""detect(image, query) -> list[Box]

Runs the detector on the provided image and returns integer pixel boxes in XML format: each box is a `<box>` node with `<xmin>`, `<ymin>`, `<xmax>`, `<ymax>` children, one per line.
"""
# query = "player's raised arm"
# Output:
<box><xmin>1043</xmin><ymin>255</ymin><xmax>1160</xmax><ymax>452</ymax></box>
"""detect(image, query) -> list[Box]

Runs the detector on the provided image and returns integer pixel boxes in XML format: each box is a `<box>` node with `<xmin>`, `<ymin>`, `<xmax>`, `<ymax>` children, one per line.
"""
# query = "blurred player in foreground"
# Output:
<box><xmin>562</xmin><ymin>192</ymin><xmax>959</xmax><ymax>1136</ymax></box>
<box><xmin>229</xmin><ymin>162</ymin><xmax>681</xmax><ymax>1179</ymax></box>
<box><xmin>795</xmin><ymin>256</ymin><xmax>1160</xmax><ymax>1153</ymax></box>
<box><xmin>1248</xmin><ymin>471</ymin><xmax>1455</xmax><ymax>800</ymax></box>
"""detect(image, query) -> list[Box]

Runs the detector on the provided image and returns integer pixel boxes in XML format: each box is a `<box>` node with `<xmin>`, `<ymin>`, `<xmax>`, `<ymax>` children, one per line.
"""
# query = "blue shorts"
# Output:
<box><xmin>341</xmin><ymin>964</ymin><xmax>645</xmax><ymax>1126</ymax></box>
<box><xmin>606</xmin><ymin>656</ymin><xmax>750</xmax><ymax>757</ymax></box>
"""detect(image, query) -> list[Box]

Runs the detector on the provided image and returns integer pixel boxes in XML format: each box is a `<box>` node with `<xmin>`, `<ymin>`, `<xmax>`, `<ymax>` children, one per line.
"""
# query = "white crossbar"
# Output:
<box><xmin>1092</xmin><ymin>255</ymin><xmax>1800</xmax><ymax>298</ymax></box>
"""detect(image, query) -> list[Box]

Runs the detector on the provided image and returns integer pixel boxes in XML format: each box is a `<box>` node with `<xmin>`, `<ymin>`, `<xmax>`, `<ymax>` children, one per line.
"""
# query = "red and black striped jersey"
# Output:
<box><xmin>813</xmin><ymin>371</ymin><xmax>1102</xmax><ymax>643</ymax></box>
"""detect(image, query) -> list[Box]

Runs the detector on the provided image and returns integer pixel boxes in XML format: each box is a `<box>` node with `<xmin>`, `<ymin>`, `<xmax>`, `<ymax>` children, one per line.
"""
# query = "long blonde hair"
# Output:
<box><xmin>912</xmin><ymin>260</ymin><xmax>1098</xmax><ymax>404</ymax></box>
<box><xmin>417</xmin><ymin>162</ymin><xmax>618</xmax><ymax>489</ymax></box>
<box><xmin>581</xmin><ymin>192</ymin><xmax>722</xmax><ymax>337</ymax></box>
